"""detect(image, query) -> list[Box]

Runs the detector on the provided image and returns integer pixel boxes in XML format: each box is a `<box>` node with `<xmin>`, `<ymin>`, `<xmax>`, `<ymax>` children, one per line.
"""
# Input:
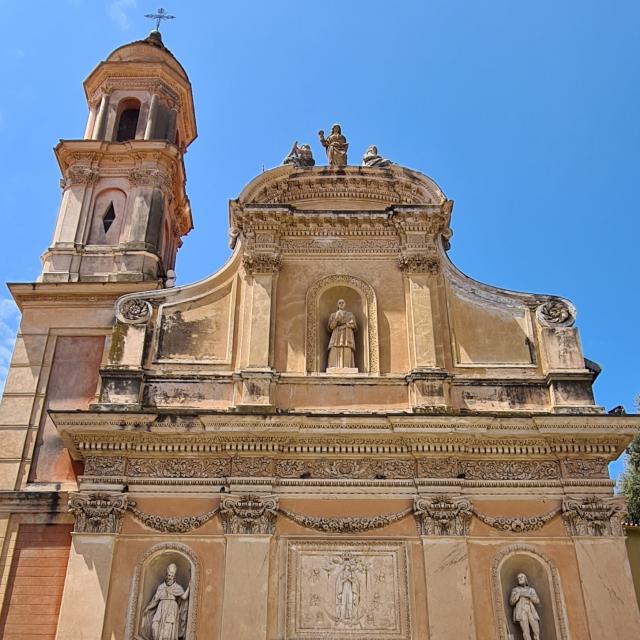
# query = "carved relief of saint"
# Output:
<box><xmin>335</xmin><ymin>561</ymin><xmax>360</xmax><ymax>621</ymax></box>
<box><xmin>318</xmin><ymin>124</ymin><xmax>349</xmax><ymax>166</ymax></box>
<box><xmin>509</xmin><ymin>573</ymin><xmax>541</xmax><ymax>640</ymax></box>
<box><xmin>142</xmin><ymin>563</ymin><xmax>190</xmax><ymax>640</ymax></box>
<box><xmin>327</xmin><ymin>299</ymin><xmax>357</xmax><ymax>371</ymax></box>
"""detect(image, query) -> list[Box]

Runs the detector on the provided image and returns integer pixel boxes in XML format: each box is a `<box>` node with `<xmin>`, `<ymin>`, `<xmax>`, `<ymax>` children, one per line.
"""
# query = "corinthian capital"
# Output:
<box><xmin>68</xmin><ymin>492</ymin><xmax>130</xmax><ymax>534</ymax></box>
<box><xmin>414</xmin><ymin>496</ymin><xmax>472</xmax><ymax>536</ymax></box>
<box><xmin>219</xmin><ymin>494</ymin><xmax>278</xmax><ymax>534</ymax></box>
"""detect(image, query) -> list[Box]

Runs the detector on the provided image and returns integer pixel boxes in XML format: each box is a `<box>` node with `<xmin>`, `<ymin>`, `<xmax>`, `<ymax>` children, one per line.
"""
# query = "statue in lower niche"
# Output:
<box><xmin>319</xmin><ymin>124</ymin><xmax>349</xmax><ymax>166</ymax></box>
<box><xmin>509</xmin><ymin>573</ymin><xmax>541</xmax><ymax>640</ymax></box>
<box><xmin>362</xmin><ymin>145</ymin><xmax>392</xmax><ymax>168</ymax></box>
<box><xmin>142</xmin><ymin>563</ymin><xmax>190</xmax><ymax>640</ymax></box>
<box><xmin>283</xmin><ymin>141</ymin><xmax>315</xmax><ymax>167</ymax></box>
<box><xmin>327</xmin><ymin>299</ymin><xmax>358</xmax><ymax>372</ymax></box>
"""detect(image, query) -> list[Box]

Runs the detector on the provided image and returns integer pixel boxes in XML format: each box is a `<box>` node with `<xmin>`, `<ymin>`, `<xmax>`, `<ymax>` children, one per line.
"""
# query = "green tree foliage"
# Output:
<box><xmin>622</xmin><ymin>420</ymin><xmax>640</xmax><ymax>525</ymax></box>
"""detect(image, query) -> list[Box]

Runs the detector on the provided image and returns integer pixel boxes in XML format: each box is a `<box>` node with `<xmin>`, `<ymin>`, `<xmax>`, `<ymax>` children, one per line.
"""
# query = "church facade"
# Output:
<box><xmin>0</xmin><ymin>31</ymin><xmax>638</xmax><ymax>640</ymax></box>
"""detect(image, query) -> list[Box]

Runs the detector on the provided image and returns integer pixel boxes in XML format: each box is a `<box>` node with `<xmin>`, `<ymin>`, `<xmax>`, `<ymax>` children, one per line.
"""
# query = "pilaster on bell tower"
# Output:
<box><xmin>40</xmin><ymin>28</ymin><xmax>196</xmax><ymax>283</ymax></box>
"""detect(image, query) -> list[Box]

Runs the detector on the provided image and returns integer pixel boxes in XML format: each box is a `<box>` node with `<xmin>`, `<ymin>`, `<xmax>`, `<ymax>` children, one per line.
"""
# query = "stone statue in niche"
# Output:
<box><xmin>318</xmin><ymin>124</ymin><xmax>349</xmax><ymax>166</ymax></box>
<box><xmin>327</xmin><ymin>299</ymin><xmax>358</xmax><ymax>373</ymax></box>
<box><xmin>362</xmin><ymin>145</ymin><xmax>393</xmax><ymax>168</ymax></box>
<box><xmin>142</xmin><ymin>563</ymin><xmax>190</xmax><ymax>640</ymax></box>
<box><xmin>509</xmin><ymin>573</ymin><xmax>541</xmax><ymax>640</ymax></box>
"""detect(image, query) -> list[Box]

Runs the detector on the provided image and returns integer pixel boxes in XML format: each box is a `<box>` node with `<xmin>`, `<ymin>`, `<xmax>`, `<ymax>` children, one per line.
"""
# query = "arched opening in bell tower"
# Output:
<box><xmin>115</xmin><ymin>98</ymin><xmax>141</xmax><ymax>142</ymax></box>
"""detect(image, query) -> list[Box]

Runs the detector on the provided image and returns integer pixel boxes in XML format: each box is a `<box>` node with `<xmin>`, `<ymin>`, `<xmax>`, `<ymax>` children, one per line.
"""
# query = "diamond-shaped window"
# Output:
<box><xmin>102</xmin><ymin>203</ymin><xmax>116</xmax><ymax>233</ymax></box>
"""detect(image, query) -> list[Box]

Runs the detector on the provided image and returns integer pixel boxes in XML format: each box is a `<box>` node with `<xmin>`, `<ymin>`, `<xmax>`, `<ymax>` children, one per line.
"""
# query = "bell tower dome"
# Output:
<box><xmin>40</xmin><ymin>30</ymin><xmax>196</xmax><ymax>283</ymax></box>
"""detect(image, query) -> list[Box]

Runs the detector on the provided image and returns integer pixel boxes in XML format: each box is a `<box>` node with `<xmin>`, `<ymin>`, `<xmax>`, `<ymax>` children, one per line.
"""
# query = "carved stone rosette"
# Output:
<box><xmin>536</xmin><ymin>299</ymin><xmax>576</xmax><ymax>328</ymax></box>
<box><xmin>414</xmin><ymin>496</ymin><xmax>472</xmax><ymax>536</ymax></box>
<box><xmin>68</xmin><ymin>492</ymin><xmax>130</xmax><ymax>534</ymax></box>
<box><xmin>562</xmin><ymin>496</ymin><xmax>626</xmax><ymax>536</ymax></box>
<box><xmin>116</xmin><ymin>297</ymin><xmax>152</xmax><ymax>324</ymax></box>
<box><xmin>219</xmin><ymin>494</ymin><xmax>278</xmax><ymax>534</ymax></box>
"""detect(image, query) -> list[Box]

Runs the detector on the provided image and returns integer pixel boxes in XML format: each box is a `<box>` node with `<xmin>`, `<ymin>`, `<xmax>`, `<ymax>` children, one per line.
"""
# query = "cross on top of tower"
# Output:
<box><xmin>144</xmin><ymin>7</ymin><xmax>175</xmax><ymax>32</ymax></box>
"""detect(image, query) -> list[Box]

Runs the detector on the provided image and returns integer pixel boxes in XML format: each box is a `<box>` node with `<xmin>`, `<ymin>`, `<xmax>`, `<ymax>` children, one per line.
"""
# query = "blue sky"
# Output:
<box><xmin>0</xmin><ymin>1</ymin><xmax>638</xmax><ymax>477</ymax></box>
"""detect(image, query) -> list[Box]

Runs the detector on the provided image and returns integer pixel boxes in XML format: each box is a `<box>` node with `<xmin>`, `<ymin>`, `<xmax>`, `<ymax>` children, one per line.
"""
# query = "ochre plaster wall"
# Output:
<box><xmin>30</xmin><ymin>336</ymin><xmax>104</xmax><ymax>483</ymax></box>
<box><xmin>627</xmin><ymin>526</ymin><xmax>640</xmax><ymax>609</ymax></box>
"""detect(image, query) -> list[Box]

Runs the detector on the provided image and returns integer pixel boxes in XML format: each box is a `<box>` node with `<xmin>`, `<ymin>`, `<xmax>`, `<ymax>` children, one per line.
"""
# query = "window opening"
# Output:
<box><xmin>102</xmin><ymin>202</ymin><xmax>116</xmax><ymax>233</ymax></box>
<box><xmin>116</xmin><ymin>107</ymin><xmax>140</xmax><ymax>142</ymax></box>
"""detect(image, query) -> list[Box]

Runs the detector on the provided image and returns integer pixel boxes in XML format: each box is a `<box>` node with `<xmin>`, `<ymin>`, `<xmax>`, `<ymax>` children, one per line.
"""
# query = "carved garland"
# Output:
<box><xmin>73</xmin><ymin>494</ymin><xmax>571</xmax><ymax>536</ymax></box>
<box><xmin>491</xmin><ymin>544</ymin><xmax>570</xmax><ymax>640</ymax></box>
<box><xmin>279</xmin><ymin>507</ymin><xmax>413</xmax><ymax>534</ymax></box>
<box><xmin>473</xmin><ymin>507</ymin><xmax>561</xmax><ymax>533</ymax></box>
<box><xmin>128</xmin><ymin>502</ymin><xmax>220</xmax><ymax>534</ymax></box>
<box><xmin>124</xmin><ymin>542</ymin><xmax>200</xmax><ymax>640</ymax></box>
<box><xmin>305</xmin><ymin>274</ymin><xmax>379</xmax><ymax>374</ymax></box>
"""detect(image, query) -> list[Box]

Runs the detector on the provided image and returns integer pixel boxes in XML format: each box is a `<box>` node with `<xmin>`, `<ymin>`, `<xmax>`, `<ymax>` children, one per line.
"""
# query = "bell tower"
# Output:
<box><xmin>40</xmin><ymin>30</ymin><xmax>196</xmax><ymax>283</ymax></box>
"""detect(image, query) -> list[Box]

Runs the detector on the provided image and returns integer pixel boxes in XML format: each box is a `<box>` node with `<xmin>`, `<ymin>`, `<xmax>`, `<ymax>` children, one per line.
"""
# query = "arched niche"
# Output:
<box><xmin>306</xmin><ymin>274</ymin><xmax>379</xmax><ymax>374</ymax></box>
<box><xmin>492</xmin><ymin>544</ymin><xmax>569</xmax><ymax>640</ymax></box>
<box><xmin>125</xmin><ymin>542</ymin><xmax>200</xmax><ymax>640</ymax></box>
<box><xmin>88</xmin><ymin>188</ymin><xmax>126</xmax><ymax>245</ymax></box>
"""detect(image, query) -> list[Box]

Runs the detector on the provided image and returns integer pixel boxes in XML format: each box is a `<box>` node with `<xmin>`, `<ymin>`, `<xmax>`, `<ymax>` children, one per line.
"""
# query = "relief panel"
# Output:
<box><xmin>286</xmin><ymin>539</ymin><xmax>411</xmax><ymax>640</ymax></box>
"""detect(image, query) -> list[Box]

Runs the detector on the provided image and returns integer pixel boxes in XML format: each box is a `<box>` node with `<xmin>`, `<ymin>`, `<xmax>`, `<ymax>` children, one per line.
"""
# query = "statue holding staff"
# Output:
<box><xmin>142</xmin><ymin>563</ymin><xmax>190</xmax><ymax>640</ymax></box>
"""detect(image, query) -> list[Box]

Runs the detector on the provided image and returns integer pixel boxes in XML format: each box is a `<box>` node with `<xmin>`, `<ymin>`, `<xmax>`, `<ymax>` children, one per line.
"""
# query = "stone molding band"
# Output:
<box><xmin>68</xmin><ymin>492</ymin><xmax>626</xmax><ymax>537</ymax></box>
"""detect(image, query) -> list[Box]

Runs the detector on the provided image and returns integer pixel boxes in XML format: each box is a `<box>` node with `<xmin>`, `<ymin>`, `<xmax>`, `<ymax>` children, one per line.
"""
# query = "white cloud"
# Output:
<box><xmin>106</xmin><ymin>0</ymin><xmax>138</xmax><ymax>31</ymax></box>
<box><xmin>0</xmin><ymin>299</ymin><xmax>20</xmax><ymax>395</ymax></box>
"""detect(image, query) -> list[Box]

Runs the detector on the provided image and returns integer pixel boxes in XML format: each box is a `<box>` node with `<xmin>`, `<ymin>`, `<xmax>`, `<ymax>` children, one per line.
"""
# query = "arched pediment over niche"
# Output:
<box><xmin>125</xmin><ymin>542</ymin><xmax>200</xmax><ymax>640</ymax></box>
<box><xmin>306</xmin><ymin>274</ymin><xmax>379</xmax><ymax>374</ymax></box>
<box><xmin>491</xmin><ymin>544</ymin><xmax>569</xmax><ymax>640</ymax></box>
<box><xmin>236</xmin><ymin>165</ymin><xmax>447</xmax><ymax>210</ymax></box>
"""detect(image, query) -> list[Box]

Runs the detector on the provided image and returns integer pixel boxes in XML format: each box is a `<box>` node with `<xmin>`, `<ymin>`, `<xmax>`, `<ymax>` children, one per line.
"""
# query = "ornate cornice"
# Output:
<box><xmin>237</xmin><ymin>166</ymin><xmax>447</xmax><ymax>208</ymax></box>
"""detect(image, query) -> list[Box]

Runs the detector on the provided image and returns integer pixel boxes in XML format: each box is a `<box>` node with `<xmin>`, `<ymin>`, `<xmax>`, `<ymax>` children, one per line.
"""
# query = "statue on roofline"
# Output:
<box><xmin>283</xmin><ymin>141</ymin><xmax>315</xmax><ymax>167</ymax></box>
<box><xmin>318</xmin><ymin>124</ymin><xmax>349</xmax><ymax>166</ymax></box>
<box><xmin>362</xmin><ymin>145</ymin><xmax>393</xmax><ymax>168</ymax></box>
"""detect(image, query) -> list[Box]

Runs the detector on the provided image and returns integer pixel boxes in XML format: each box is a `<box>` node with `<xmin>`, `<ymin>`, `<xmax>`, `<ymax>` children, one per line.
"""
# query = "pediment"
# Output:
<box><xmin>237</xmin><ymin>165</ymin><xmax>447</xmax><ymax>211</ymax></box>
